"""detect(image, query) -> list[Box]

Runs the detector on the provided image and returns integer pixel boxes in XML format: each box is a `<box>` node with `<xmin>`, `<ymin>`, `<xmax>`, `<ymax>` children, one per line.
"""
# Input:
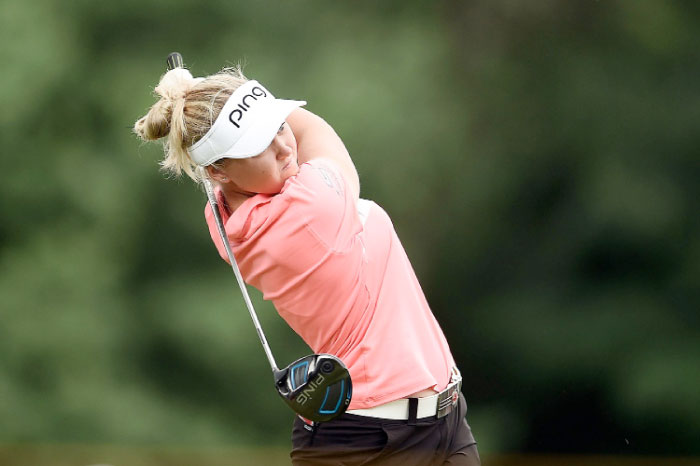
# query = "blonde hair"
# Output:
<box><xmin>134</xmin><ymin>66</ymin><xmax>248</xmax><ymax>182</ymax></box>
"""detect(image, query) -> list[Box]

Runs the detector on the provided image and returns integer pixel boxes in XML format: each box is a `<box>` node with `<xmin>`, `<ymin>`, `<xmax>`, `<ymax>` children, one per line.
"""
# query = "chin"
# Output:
<box><xmin>270</xmin><ymin>180</ymin><xmax>287</xmax><ymax>194</ymax></box>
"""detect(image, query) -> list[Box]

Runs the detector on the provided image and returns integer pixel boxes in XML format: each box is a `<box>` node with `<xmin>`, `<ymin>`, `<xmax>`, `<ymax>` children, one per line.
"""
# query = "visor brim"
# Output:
<box><xmin>208</xmin><ymin>99</ymin><xmax>306</xmax><ymax>163</ymax></box>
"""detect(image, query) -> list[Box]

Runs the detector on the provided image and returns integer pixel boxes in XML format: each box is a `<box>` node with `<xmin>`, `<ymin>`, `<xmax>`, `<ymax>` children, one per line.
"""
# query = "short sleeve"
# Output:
<box><xmin>279</xmin><ymin>158</ymin><xmax>361</xmax><ymax>252</ymax></box>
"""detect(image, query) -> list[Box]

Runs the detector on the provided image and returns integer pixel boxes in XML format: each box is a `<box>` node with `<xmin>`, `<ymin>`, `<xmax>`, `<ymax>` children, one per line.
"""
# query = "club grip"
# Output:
<box><xmin>166</xmin><ymin>52</ymin><xmax>184</xmax><ymax>71</ymax></box>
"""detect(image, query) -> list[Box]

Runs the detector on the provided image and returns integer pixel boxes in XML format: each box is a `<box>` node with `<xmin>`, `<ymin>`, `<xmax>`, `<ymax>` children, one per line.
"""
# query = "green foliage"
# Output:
<box><xmin>0</xmin><ymin>0</ymin><xmax>698</xmax><ymax>457</ymax></box>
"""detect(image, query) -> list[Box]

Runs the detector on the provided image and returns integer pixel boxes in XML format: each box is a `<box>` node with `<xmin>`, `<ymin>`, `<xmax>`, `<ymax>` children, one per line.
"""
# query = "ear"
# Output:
<box><xmin>205</xmin><ymin>164</ymin><xmax>229</xmax><ymax>183</ymax></box>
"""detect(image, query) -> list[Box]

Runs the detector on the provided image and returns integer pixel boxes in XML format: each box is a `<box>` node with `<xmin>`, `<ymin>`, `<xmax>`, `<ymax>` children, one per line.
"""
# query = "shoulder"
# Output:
<box><xmin>301</xmin><ymin>158</ymin><xmax>345</xmax><ymax>196</ymax></box>
<box><xmin>276</xmin><ymin>158</ymin><xmax>359</xmax><ymax>250</ymax></box>
<box><xmin>280</xmin><ymin>158</ymin><xmax>346</xmax><ymax>202</ymax></box>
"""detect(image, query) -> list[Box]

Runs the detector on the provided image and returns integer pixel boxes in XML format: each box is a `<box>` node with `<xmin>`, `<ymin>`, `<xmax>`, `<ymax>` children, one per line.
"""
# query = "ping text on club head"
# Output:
<box><xmin>295</xmin><ymin>374</ymin><xmax>326</xmax><ymax>405</ymax></box>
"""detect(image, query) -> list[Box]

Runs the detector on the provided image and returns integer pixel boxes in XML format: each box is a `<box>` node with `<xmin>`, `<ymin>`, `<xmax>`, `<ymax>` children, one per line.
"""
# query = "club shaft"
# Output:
<box><xmin>201</xmin><ymin>170</ymin><xmax>279</xmax><ymax>372</ymax></box>
<box><xmin>166</xmin><ymin>54</ymin><xmax>279</xmax><ymax>373</ymax></box>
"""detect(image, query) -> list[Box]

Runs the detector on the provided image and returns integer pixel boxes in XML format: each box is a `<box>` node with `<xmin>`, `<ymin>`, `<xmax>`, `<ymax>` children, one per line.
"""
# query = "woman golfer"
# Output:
<box><xmin>134</xmin><ymin>63</ymin><xmax>480</xmax><ymax>466</ymax></box>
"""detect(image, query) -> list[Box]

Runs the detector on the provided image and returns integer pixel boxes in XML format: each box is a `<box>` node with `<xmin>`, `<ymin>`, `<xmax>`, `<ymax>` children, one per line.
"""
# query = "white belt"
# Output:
<box><xmin>346</xmin><ymin>368</ymin><xmax>462</xmax><ymax>420</ymax></box>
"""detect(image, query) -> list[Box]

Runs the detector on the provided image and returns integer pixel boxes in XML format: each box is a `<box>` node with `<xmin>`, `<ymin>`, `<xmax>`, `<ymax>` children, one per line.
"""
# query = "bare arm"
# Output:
<box><xmin>287</xmin><ymin>108</ymin><xmax>360</xmax><ymax>199</ymax></box>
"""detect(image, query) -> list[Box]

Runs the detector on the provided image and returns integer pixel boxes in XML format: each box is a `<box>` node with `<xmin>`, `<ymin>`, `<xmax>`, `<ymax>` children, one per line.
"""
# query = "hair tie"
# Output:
<box><xmin>169</xmin><ymin>67</ymin><xmax>195</xmax><ymax>81</ymax></box>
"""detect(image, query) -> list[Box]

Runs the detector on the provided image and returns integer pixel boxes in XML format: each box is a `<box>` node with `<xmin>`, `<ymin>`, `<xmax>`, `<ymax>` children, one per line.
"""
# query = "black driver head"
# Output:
<box><xmin>274</xmin><ymin>354</ymin><xmax>352</xmax><ymax>422</ymax></box>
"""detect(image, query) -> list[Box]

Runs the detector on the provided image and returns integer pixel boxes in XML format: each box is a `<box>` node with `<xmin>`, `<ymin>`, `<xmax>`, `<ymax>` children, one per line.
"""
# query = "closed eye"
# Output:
<box><xmin>277</xmin><ymin>122</ymin><xmax>285</xmax><ymax>134</ymax></box>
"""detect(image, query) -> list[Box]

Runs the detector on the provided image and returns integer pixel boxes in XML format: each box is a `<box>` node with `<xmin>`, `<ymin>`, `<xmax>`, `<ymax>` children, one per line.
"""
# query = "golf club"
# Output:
<box><xmin>165</xmin><ymin>52</ymin><xmax>352</xmax><ymax>422</ymax></box>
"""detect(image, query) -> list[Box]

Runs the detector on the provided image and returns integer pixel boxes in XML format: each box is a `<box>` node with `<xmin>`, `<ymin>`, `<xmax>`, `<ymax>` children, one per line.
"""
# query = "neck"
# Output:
<box><xmin>219</xmin><ymin>183</ymin><xmax>255</xmax><ymax>213</ymax></box>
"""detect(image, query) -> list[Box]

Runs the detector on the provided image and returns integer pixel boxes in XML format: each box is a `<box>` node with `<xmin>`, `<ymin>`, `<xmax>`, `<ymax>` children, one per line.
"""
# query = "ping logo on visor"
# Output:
<box><xmin>188</xmin><ymin>79</ymin><xmax>306</xmax><ymax>166</ymax></box>
<box><xmin>228</xmin><ymin>85</ymin><xmax>268</xmax><ymax>129</ymax></box>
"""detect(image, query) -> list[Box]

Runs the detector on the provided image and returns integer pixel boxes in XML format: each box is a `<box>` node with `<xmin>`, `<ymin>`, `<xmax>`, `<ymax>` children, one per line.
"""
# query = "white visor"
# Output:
<box><xmin>188</xmin><ymin>80</ymin><xmax>306</xmax><ymax>166</ymax></box>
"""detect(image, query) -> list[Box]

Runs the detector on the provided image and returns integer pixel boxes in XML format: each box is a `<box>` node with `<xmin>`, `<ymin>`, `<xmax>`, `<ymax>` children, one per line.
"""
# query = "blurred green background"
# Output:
<box><xmin>1</xmin><ymin>0</ymin><xmax>698</xmax><ymax>464</ymax></box>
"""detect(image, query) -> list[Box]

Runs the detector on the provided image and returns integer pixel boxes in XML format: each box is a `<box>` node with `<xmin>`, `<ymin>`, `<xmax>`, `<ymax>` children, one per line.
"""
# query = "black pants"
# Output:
<box><xmin>291</xmin><ymin>393</ymin><xmax>480</xmax><ymax>465</ymax></box>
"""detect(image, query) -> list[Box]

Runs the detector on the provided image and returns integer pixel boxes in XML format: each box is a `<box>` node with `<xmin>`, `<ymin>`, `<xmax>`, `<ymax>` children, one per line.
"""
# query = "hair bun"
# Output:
<box><xmin>155</xmin><ymin>68</ymin><xmax>198</xmax><ymax>101</ymax></box>
<box><xmin>134</xmin><ymin>68</ymin><xmax>199</xmax><ymax>141</ymax></box>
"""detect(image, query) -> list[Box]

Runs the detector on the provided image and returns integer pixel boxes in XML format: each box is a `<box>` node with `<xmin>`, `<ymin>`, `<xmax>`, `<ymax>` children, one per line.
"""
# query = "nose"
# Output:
<box><xmin>273</xmin><ymin>136</ymin><xmax>293</xmax><ymax>159</ymax></box>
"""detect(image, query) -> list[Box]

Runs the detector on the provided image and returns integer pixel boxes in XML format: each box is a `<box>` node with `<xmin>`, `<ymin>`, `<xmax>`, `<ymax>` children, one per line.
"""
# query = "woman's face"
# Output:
<box><xmin>216</xmin><ymin>121</ymin><xmax>299</xmax><ymax>194</ymax></box>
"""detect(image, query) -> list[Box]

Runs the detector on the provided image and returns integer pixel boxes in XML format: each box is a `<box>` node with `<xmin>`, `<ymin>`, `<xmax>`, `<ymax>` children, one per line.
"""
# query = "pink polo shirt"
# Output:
<box><xmin>205</xmin><ymin>159</ymin><xmax>455</xmax><ymax>409</ymax></box>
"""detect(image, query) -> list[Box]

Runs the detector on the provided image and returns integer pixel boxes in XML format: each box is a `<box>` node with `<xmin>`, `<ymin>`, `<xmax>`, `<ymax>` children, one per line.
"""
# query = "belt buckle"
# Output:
<box><xmin>436</xmin><ymin>379</ymin><xmax>461</xmax><ymax>419</ymax></box>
